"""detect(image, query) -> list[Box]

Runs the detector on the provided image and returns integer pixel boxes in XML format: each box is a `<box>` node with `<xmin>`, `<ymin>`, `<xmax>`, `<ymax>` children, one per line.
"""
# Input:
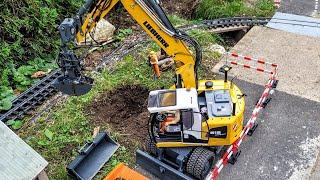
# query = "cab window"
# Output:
<box><xmin>159</xmin><ymin>91</ymin><xmax>176</xmax><ymax>107</ymax></box>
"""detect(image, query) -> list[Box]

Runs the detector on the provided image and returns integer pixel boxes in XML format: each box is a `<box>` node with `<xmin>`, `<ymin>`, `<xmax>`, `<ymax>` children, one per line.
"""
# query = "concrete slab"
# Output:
<box><xmin>213</xmin><ymin>26</ymin><xmax>320</xmax><ymax>102</ymax></box>
<box><xmin>218</xmin><ymin>78</ymin><xmax>320</xmax><ymax>180</ymax></box>
<box><xmin>267</xmin><ymin>12</ymin><xmax>320</xmax><ymax>37</ymax></box>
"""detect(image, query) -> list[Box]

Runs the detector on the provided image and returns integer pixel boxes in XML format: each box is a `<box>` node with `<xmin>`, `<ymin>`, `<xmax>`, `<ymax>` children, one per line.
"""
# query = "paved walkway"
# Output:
<box><xmin>214</xmin><ymin>26</ymin><xmax>320</xmax><ymax>102</ymax></box>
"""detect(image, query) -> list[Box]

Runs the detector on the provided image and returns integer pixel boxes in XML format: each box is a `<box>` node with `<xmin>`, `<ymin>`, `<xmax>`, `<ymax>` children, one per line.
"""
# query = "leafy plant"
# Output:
<box><xmin>0</xmin><ymin>86</ymin><xmax>15</xmax><ymax>111</ymax></box>
<box><xmin>6</xmin><ymin>119</ymin><xmax>23</xmax><ymax>130</ymax></box>
<box><xmin>115</xmin><ymin>28</ymin><xmax>133</xmax><ymax>41</ymax></box>
<box><xmin>45</xmin><ymin>129</ymin><xmax>54</xmax><ymax>141</ymax></box>
<box><xmin>0</xmin><ymin>0</ymin><xmax>82</xmax><ymax>99</ymax></box>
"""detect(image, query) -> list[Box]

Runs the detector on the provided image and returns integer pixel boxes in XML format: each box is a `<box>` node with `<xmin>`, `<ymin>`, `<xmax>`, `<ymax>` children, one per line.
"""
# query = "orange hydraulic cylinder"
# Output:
<box><xmin>149</xmin><ymin>51</ymin><xmax>161</xmax><ymax>78</ymax></box>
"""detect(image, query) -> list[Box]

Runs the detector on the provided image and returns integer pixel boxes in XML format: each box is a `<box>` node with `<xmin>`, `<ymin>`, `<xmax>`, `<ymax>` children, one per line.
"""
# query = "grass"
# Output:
<box><xmin>195</xmin><ymin>0</ymin><xmax>275</xmax><ymax>19</ymax></box>
<box><xmin>168</xmin><ymin>14</ymin><xmax>191</xmax><ymax>26</ymax></box>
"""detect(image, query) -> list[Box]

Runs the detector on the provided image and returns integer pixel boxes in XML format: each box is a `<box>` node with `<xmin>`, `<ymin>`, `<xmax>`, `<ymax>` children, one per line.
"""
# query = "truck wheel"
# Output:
<box><xmin>145</xmin><ymin>137</ymin><xmax>157</xmax><ymax>156</ymax></box>
<box><xmin>186</xmin><ymin>147</ymin><xmax>215</xmax><ymax>179</ymax></box>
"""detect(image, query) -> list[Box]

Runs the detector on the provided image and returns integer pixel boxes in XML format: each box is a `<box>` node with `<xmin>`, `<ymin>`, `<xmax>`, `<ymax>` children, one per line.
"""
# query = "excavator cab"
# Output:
<box><xmin>147</xmin><ymin>88</ymin><xmax>204</xmax><ymax>143</ymax></box>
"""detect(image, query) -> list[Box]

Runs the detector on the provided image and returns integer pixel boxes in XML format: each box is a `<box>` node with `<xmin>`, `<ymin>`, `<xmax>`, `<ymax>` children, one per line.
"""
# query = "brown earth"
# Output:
<box><xmin>86</xmin><ymin>85</ymin><xmax>150</xmax><ymax>154</ymax></box>
<box><xmin>161</xmin><ymin>0</ymin><xmax>200</xmax><ymax>18</ymax></box>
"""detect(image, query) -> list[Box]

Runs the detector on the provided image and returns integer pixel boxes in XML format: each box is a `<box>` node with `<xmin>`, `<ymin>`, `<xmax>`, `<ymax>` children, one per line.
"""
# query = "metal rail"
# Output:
<box><xmin>0</xmin><ymin>17</ymin><xmax>271</xmax><ymax>123</ymax></box>
<box><xmin>0</xmin><ymin>69</ymin><xmax>62</xmax><ymax>122</ymax></box>
<box><xmin>180</xmin><ymin>17</ymin><xmax>271</xmax><ymax>31</ymax></box>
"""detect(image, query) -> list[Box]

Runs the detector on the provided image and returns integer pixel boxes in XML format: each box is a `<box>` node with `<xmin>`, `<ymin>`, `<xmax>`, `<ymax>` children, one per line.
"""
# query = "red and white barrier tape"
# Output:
<box><xmin>226</xmin><ymin>52</ymin><xmax>277</xmax><ymax>75</ymax></box>
<box><xmin>206</xmin><ymin>53</ymin><xmax>279</xmax><ymax>180</ymax></box>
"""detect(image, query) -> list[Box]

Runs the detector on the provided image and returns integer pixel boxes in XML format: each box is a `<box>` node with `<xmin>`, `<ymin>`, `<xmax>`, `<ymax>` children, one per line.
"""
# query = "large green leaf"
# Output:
<box><xmin>12</xmin><ymin>120</ymin><xmax>23</xmax><ymax>130</ymax></box>
<box><xmin>44</xmin><ymin>129</ymin><xmax>54</xmax><ymax>141</ymax></box>
<box><xmin>0</xmin><ymin>98</ymin><xmax>12</xmax><ymax>110</ymax></box>
<box><xmin>5</xmin><ymin>119</ymin><xmax>15</xmax><ymax>126</ymax></box>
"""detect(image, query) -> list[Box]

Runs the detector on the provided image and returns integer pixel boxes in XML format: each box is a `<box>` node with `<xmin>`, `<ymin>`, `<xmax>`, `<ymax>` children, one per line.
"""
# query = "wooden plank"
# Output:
<box><xmin>0</xmin><ymin>121</ymin><xmax>48</xmax><ymax>179</ymax></box>
<box><xmin>208</xmin><ymin>26</ymin><xmax>250</xmax><ymax>33</ymax></box>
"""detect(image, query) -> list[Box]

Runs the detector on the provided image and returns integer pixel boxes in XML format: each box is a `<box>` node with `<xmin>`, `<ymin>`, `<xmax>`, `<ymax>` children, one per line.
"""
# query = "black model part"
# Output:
<box><xmin>136</xmin><ymin>150</ymin><xmax>194</xmax><ymax>180</ymax></box>
<box><xmin>67</xmin><ymin>132</ymin><xmax>119</xmax><ymax>180</ymax></box>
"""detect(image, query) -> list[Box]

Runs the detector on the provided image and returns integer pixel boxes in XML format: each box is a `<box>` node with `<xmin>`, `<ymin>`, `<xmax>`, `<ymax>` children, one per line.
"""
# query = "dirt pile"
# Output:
<box><xmin>87</xmin><ymin>85</ymin><xmax>150</xmax><ymax>150</ymax></box>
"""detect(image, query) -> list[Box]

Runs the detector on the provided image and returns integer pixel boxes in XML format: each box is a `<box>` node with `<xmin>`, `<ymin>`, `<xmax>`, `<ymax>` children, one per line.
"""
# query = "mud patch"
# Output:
<box><xmin>86</xmin><ymin>85</ymin><xmax>150</xmax><ymax>154</ymax></box>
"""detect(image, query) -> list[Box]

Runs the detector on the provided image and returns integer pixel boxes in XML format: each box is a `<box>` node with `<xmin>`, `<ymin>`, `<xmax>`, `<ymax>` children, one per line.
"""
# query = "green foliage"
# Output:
<box><xmin>168</xmin><ymin>15</ymin><xmax>191</xmax><ymax>26</ymax></box>
<box><xmin>195</xmin><ymin>0</ymin><xmax>275</xmax><ymax>19</ymax></box>
<box><xmin>254</xmin><ymin>0</ymin><xmax>276</xmax><ymax>16</ymax></box>
<box><xmin>0</xmin><ymin>0</ymin><xmax>83</xmax><ymax>104</ymax></box>
<box><xmin>0</xmin><ymin>86</ymin><xmax>15</xmax><ymax>111</ymax></box>
<box><xmin>115</xmin><ymin>28</ymin><xmax>133</xmax><ymax>41</ymax></box>
<box><xmin>188</xmin><ymin>29</ymin><xmax>223</xmax><ymax>46</ymax></box>
<box><xmin>6</xmin><ymin>119</ymin><xmax>23</xmax><ymax>130</ymax></box>
<box><xmin>44</xmin><ymin>129</ymin><xmax>54</xmax><ymax>141</ymax></box>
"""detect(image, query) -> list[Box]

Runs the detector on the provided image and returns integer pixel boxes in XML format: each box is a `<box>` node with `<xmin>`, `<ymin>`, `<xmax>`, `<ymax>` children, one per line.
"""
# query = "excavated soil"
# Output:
<box><xmin>86</xmin><ymin>85</ymin><xmax>150</xmax><ymax>153</ymax></box>
<box><xmin>161</xmin><ymin>0</ymin><xmax>200</xmax><ymax>18</ymax></box>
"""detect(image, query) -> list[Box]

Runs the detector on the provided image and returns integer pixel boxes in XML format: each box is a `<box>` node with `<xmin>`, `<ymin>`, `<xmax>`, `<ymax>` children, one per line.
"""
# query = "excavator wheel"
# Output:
<box><xmin>186</xmin><ymin>147</ymin><xmax>215</xmax><ymax>179</ymax></box>
<box><xmin>145</xmin><ymin>137</ymin><xmax>158</xmax><ymax>156</ymax></box>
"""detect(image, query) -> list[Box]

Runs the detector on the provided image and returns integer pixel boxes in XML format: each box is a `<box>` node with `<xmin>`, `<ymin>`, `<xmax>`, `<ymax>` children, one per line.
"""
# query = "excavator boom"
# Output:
<box><xmin>54</xmin><ymin>0</ymin><xmax>201</xmax><ymax>96</ymax></box>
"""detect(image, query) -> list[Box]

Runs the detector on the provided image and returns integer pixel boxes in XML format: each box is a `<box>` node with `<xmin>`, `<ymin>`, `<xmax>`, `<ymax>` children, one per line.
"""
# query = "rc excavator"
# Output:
<box><xmin>54</xmin><ymin>0</ymin><xmax>248</xmax><ymax>179</ymax></box>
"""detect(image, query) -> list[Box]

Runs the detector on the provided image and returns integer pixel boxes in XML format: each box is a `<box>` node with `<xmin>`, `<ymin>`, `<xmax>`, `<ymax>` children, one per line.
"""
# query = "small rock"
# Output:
<box><xmin>31</xmin><ymin>71</ymin><xmax>46</xmax><ymax>78</ymax></box>
<box><xmin>80</xmin><ymin>19</ymin><xmax>116</xmax><ymax>44</ymax></box>
<box><xmin>208</xmin><ymin>44</ymin><xmax>226</xmax><ymax>55</ymax></box>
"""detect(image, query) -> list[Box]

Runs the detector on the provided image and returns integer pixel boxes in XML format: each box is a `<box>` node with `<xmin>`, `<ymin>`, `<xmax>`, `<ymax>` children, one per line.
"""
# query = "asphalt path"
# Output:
<box><xmin>218</xmin><ymin>78</ymin><xmax>320</xmax><ymax>180</ymax></box>
<box><xmin>278</xmin><ymin>0</ymin><xmax>317</xmax><ymax>16</ymax></box>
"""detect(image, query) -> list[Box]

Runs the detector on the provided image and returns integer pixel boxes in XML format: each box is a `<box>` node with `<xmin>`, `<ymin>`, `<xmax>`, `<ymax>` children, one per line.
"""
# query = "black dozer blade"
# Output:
<box><xmin>53</xmin><ymin>75</ymin><xmax>94</xmax><ymax>96</ymax></box>
<box><xmin>67</xmin><ymin>132</ymin><xmax>119</xmax><ymax>180</ymax></box>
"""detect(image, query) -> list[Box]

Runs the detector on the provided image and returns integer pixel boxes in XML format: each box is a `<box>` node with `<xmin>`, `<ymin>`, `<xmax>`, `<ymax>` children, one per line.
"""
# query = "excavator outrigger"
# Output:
<box><xmin>54</xmin><ymin>0</ymin><xmax>247</xmax><ymax>179</ymax></box>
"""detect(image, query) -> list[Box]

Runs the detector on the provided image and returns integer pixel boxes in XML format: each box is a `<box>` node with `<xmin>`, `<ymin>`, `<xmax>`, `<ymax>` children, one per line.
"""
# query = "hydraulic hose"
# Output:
<box><xmin>174</xmin><ymin>32</ymin><xmax>202</xmax><ymax>87</ymax></box>
<box><xmin>143</xmin><ymin>0</ymin><xmax>176</xmax><ymax>33</ymax></box>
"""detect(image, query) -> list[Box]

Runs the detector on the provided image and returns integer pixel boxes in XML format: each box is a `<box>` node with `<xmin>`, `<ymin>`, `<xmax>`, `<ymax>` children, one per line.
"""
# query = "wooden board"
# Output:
<box><xmin>0</xmin><ymin>121</ymin><xmax>48</xmax><ymax>179</ymax></box>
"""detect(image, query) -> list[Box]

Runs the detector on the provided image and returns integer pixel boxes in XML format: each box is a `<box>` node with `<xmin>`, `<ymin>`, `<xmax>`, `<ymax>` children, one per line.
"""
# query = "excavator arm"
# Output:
<box><xmin>54</xmin><ymin>0</ymin><xmax>202</xmax><ymax>96</ymax></box>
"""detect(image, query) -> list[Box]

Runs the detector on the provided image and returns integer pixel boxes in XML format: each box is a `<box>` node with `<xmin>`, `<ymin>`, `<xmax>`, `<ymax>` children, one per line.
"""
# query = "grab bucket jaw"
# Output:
<box><xmin>53</xmin><ymin>75</ymin><xmax>94</xmax><ymax>96</ymax></box>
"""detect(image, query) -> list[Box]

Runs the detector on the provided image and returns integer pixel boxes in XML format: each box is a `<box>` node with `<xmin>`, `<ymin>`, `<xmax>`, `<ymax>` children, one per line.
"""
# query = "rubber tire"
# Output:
<box><xmin>145</xmin><ymin>137</ymin><xmax>157</xmax><ymax>156</ymax></box>
<box><xmin>186</xmin><ymin>147</ymin><xmax>215</xmax><ymax>179</ymax></box>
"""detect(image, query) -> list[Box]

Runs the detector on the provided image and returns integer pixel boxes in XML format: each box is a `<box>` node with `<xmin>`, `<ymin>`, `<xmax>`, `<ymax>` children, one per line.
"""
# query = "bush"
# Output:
<box><xmin>0</xmin><ymin>0</ymin><xmax>83</xmax><ymax>108</ymax></box>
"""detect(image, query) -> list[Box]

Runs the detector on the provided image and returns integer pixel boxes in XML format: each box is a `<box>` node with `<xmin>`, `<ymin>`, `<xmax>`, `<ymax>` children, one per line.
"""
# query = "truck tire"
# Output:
<box><xmin>186</xmin><ymin>147</ymin><xmax>215</xmax><ymax>179</ymax></box>
<box><xmin>145</xmin><ymin>137</ymin><xmax>157</xmax><ymax>156</ymax></box>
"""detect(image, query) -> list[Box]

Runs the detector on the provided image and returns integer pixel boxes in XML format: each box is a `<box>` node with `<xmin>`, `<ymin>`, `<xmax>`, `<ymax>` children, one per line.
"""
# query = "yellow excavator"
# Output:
<box><xmin>54</xmin><ymin>0</ymin><xmax>248</xmax><ymax>179</ymax></box>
